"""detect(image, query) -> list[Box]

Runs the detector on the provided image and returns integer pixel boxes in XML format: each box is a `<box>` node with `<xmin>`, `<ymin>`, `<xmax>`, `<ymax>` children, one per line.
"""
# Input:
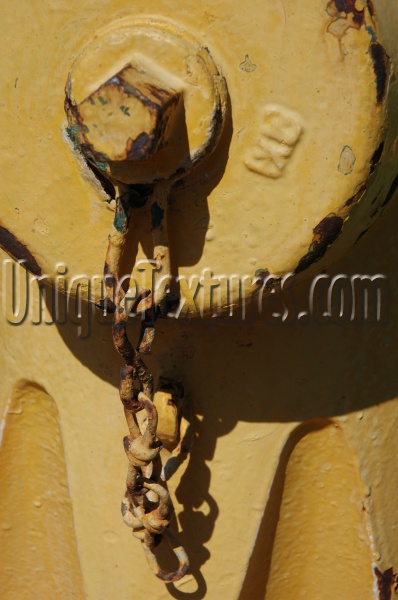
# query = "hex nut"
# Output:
<box><xmin>67</xmin><ymin>64</ymin><xmax>181</xmax><ymax>167</ymax></box>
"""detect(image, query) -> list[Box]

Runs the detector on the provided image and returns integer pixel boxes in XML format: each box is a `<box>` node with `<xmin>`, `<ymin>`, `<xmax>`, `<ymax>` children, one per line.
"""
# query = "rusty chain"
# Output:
<box><xmin>65</xmin><ymin>40</ymin><xmax>227</xmax><ymax>584</ymax></box>
<box><xmin>104</xmin><ymin>186</ymin><xmax>189</xmax><ymax>583</ymax></box>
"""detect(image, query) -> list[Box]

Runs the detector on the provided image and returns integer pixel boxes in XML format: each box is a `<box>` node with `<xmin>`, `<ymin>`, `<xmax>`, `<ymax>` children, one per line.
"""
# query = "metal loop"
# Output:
<box><xmin>106</xmin><ymin>185</ymin><xmax>189</xmax><ymax>583</ymax></box>
<box><xmin>141</xmin><ymin>528</ymin><xmax>189</xmax><ymax>583</ymax></box>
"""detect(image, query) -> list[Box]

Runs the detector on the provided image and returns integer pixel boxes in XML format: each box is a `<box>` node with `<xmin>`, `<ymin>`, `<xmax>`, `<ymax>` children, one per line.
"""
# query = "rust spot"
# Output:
<box><xmin>370</xmin><ymin>43</ymin><xmax>390</xmax><ymax>104</ymax></box>
<box><xmin>295</xmin><ymin>215</ymin><xmax>344</xmax><ymax>273</ymax></box>
<box><xmin>104</xmin><ymin>265</ymin><xmax>117</xmax><ymax>289</ymax></box>
<box><xmin>145</xmin><ymin>83</ymin><xmax>176</xmax><ymax>104</ymax></box>
<box><xmin>381</xmin><ymin>173</ymin><xmax>398</xmax><ymax>208</ymax></box>
<box><xmin>113</xmin><ymin>320</ymin><xmax>127</xmax><ymax>336</ymax></box>
<box><xmin>126</xmin><ymin>132</ymin><xmax>153</xmax><ymax>160</ymax></box>
<box><xmin>326</xmin><ymin>0</ymin><xmax>365</xmax><ymax>38</ymax></box>
<box><xmin>370</xmin><ymin>141</ymin><xmax>385</xmax><ymax>174</ymax></box>
<box><xmin>367</xmin><ymin>0</ymin><xmax>375</xmax><ymax>18</ymax></box>
<box><xmin>123</xmin><ymin>436</ymin><xmax>130</xmax><ymax>452</ymax></box>
<box><xmin>0</xmin><ymin>226</ymin><xmax>42</xmax><ymax>276</ymax></box>
<box><xmin>374</xmin><ymin>567</ymin><xmax>397</xmax><ymax>600</ymax></box>
<box><xmin>335</xmin><ymin>0</ymin><xmax>365</xmax><ymax>25</ymax></box>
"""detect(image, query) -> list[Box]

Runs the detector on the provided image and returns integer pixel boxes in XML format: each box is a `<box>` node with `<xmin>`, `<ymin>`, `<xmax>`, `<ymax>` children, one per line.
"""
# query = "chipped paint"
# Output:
<box><xmin>295</xmin><ymin>215</ymin><xmax>344</xmax><ymax>273</ymax></box>
<box><xmin>239</xmin><ymin>54</ymin><xmax>257</xmax><ymax>72</ymax></box>
<box><xmin>66</xmin><ymin>64</ymin><xmax>180</xmax><ymax>168</ymax></box>
<box><xmin>338</xmin><ymin>145</ymin><xmax>356</xmax><ymax>175</ymax></box>
<box><xmin>326</xmin><ymin>0</ymin><xmax>366</xmax><ymax>39</ymax></box>
<box><xmin>369</xmin><ymin>42</ymin><xmax>391</xmax><ymax>104</ymax></box>
<box><xmin>374</xmin><ymin>567</ymin><xmax>397</xmax><ymax>600</ymax></box>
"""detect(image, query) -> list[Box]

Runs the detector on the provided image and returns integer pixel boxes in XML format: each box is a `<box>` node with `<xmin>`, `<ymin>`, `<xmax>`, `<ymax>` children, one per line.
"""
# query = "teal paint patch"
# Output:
<box><xmin>93</xmin><ymin>160</ymin><xmax>109</xmax><ymax>172</ymax></box>
<box><xmin>67</xmin><ymin>124</ymin><xmax>81</xmax><ymax>138</ymax></box>
<box><xmin>120</xmin><ymin>105</ymin><xmax>131</xmax><ymax>116</ymax></box>
<box><xmin>114</xmin><ymin>209</ymin><xmax>128</xmax><ymax>233</ymax></box>
<box><xmin>365</xmin><ymin>24</ymin><xmax>377</xmax><ymax>43</ymax></box>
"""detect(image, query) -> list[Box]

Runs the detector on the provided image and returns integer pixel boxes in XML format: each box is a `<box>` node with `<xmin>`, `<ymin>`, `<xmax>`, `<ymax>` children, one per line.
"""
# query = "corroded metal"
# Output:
<box><xmin>65</xmin><ymin>64</ymin><xmax>181</xmax><ymax>170</ymax></box>
<box><xmin>104</xmin><ymin>192</ymin><xmax>189</xmax><ymax>582</ymax></box>
<box><xmin>66</xmin><ymin>31</ymin><xmax>221</xmax><ymax>583</ymax></box>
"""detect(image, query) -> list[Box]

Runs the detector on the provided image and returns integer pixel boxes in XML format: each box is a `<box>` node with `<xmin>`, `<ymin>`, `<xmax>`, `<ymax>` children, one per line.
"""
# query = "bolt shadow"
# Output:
<box><xmin>104</xmin><ymin>93</ymin><xmax>233</xmax><ymax>297</ymax></box>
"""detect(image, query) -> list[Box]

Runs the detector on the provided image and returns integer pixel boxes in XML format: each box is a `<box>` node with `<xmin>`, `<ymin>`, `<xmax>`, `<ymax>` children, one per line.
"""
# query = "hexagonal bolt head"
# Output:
<box><xmin>67</xmin><ymin>64</ymin><xmax>181</xmax><ymax>169</ymax></box>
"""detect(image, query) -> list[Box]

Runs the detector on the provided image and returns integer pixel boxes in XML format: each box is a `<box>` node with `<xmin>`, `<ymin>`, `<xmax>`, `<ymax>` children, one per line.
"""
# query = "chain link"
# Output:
<box><xmin>104</xmin><ymin>188</ymin><xmax>189</xmax><ymax>582</ymax></box>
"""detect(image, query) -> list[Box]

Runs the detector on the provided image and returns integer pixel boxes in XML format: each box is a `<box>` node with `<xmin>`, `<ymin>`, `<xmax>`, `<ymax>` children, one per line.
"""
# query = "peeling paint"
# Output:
<box><xmin>326</xmin><ymin>0</ymin><xmax>365</xmax><ymax>39</ymax></box>
<box><xmin>295</xmin><ymin>215</ymin><xmax>344</xmax><ymax>273</ymax></box>
<box><xmin>338</xmin><ymin>145</ymin><xmax>356</xmax><ymax>175</ymax></box>
<box><xmin>370</xmin><ymin>141</ymin><xmax>385</xmax><ymax>174</ymax></box>
<box><xmin>239</xmin><ymin>55</ymin><xmax>257</xmax><ymax>72</ymax></box>
<box><xmin>369</xmin><ymin>42</ymin><xmax>391</xmax><ymax>104</ymax></box>
<box><xmin>374</xmin><ymin>567</ymin><xmax>397</xmax><ymax>600</ymax></box>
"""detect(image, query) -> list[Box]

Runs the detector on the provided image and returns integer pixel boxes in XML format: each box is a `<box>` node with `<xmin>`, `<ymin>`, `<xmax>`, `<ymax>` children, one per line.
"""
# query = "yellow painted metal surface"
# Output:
<box><xmin>1</xmin><ymin>0</ymin><xmax>397</xmax><ymax>304</ymax></box>
<box><xmin>0</xmin><ymin>382</ymin><xmax>84</xmax><ymax>598</ymax></box>
<box><xmin>1</xmin><ymin>1</ymin><xmax>398</xmax><ymax>599</ymax></box>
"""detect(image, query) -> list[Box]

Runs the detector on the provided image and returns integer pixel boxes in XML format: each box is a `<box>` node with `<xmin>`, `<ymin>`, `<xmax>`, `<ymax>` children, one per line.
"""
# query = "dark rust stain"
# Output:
<box><xmin>295</xmin><ymin>215</ymin><xmax>344</xmax><ymax>274</ymax></box>
<box><xmin>327</xmin><ymin>0</ymin><xmax>365</xmax><ymax>31</ymax></box>
<box><xmin>381</xmin><ymin>173</ymin><xmax>398</xmax><ymax>208</ymax></box>
<box><xmin>138</xmin><ymin>321</ymin><xmax>156</xmax><ymax>355</ymax></box>
<box><xmin>145</xmin><ymin>83</ymin><xmax>176</xmax><ymax>105</ymax></box>
<box><xmin>367</xmin><ymin>0</ymin><xmax>375</xmax><ymax>18</ymax></box>
<box><xmin>370</xmin><ymin>141</ymin><xmax>385</xmax><ymax>174</ymax></box>
<box><xmin>335</xmin><ymin>0</ymin><xmax>365</xmax><ymax>25</ymax></box>
<box><xmin>0</xmin><ymin>226</ymin><xmax>42</xmax><ymax>276</ymax></box>
<box><xmin>113</xmin><ymin>319</ymin><xmax>127</xmax><ymax>336</ymax></box>
<box><xmin>126</xmin><ymin>132</ymin><xmax>153</xmax><ymax>160</ymax></box>
<box><xmin>370</xmin><ymin>43</ymin><xmax>390</xmax><ymax>104</ymax></box>
<box><xmin>374</xmin><ymin>567</ymin><xmax>397</xmax><ymax>600</ymax></box>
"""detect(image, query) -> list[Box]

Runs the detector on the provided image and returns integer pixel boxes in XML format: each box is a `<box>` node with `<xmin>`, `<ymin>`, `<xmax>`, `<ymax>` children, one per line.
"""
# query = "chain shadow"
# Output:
<box><xmin>43</xmin><ymin>151</ymin><xmax>398</xmax><ymax>597</ymax></box>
